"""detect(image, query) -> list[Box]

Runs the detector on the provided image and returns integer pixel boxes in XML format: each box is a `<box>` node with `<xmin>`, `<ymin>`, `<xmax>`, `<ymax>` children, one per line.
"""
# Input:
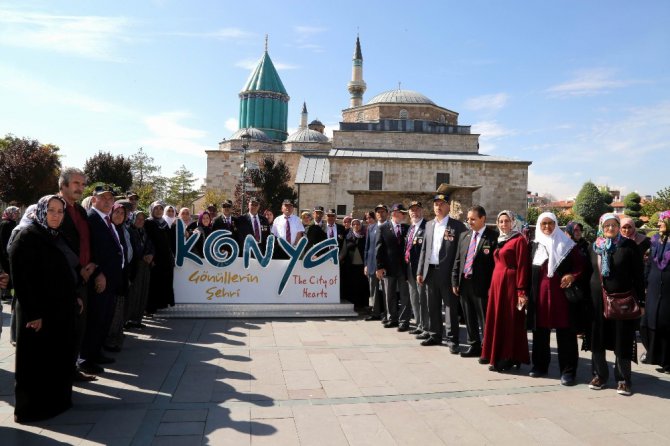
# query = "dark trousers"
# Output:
<box><xmin>459</xmin><ymin>277</ymin><xmax>486</xmax><ymax>350</ymax></box>
<box><xmin>383</xmin><ymin>275</ymin><xmax>411</xmax><ymax>325</ymax></box>
<box><xmin>532</xmin><ymin>327</ymin><xmax>578</xmax><ymax>376</ymax></box>
<box><xmin>425</xmin><ymin>266</ymin><xmax>459</xmax><ymax>343</ymax></box>
<box><xmin>80</xmin><ymin>289</ymin><xmax>116</xmax><ymax>362</ymax></box>
<box><xmin>407</xmin><ymin>263</ymin><xmax>428</xmax><ymax>331</ymax></box>
<box><xmin>368</xmin><ymin>275</ymin><xmax>385</xmax><ymax>317</ymax></box>
<box><xmin>74</xmin><ymin>285</ymin><xmax>88</xmax><ymax>361</ymax></box>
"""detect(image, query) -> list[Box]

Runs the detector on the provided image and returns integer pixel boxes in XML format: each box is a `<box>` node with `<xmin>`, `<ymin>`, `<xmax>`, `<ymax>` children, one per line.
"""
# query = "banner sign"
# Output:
<box><xmin>173</xmin><ymin>220</ymin><xmax>341</xmax><ymax>304</ymax></box>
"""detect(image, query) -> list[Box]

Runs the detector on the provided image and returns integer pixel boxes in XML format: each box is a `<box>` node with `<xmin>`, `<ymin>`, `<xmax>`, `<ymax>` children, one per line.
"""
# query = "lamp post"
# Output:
<box><xmin>240</xmin><ymin>129</ymin><xmax>251</xmax><ymax>213</ymax></box>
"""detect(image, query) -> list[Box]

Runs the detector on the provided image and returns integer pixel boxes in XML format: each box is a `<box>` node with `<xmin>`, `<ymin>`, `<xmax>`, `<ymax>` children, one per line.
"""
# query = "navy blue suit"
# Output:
<box><xmin>364</xmin><ymin>223</ymin><xmax>385</xmax><ymax>317</ymax></box>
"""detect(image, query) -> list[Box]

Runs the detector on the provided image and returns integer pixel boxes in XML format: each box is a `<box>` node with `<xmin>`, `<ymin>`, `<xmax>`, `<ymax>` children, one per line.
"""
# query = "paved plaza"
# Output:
<box><xmin>1</xmin><ymin>302</ymin><xmax>670</xmax><ymax>445</ymax></box>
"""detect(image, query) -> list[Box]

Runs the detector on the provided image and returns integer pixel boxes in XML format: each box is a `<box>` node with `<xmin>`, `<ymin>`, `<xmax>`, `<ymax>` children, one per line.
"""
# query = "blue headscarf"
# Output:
<box><xmin>592</xmin><ymin>213</ymin><xmax>620</xmax><ymax>277</ymax></box>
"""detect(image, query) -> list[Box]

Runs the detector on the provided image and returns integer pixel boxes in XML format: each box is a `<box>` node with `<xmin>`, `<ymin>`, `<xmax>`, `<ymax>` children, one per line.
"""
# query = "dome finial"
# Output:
<box><xmin>265</xmin><ymin>34</ymin><xmax>268</xmax><ymax>52</ymax></box>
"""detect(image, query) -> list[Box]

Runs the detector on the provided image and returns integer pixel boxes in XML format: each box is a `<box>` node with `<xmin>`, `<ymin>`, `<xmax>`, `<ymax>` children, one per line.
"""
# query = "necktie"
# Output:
<box><xmin>404</xmin><ymin>225</ymin><xmax>416</xmax><ymax>263</ymax></box>
<box><xmin>328</xmin><ymin>225</ymin><xmax>334</xmax><ymax>238</ymax></box>
<box><xmin>463</xmin><ymin>231</ymin><xmax>478</xmax><ymax>278</ymax></box>
<box><xmin>253</xmin><ymin>216</ymin><xmax>261</xmax><ymax>241</ymax></box>
<box><xmin>395</xmin><ymin>224</ymin><xmax>402</xmax><ymax>245</ymax></box>
<box><xmin>285</xmin><ymin>216</ymin><xmax>291</xmax><ymax>244</ymax></box>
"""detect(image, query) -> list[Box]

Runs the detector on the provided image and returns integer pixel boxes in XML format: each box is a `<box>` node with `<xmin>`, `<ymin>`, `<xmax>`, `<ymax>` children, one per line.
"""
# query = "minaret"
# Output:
<box><xmin>300</xmin><ymin>102</ymin><xmax>308</xmax><ymax>129</ymax></box>
<box><xmin>347</xmin><ymin>35</ymin><xmax>366</xmax><ymax>108</ymax></box>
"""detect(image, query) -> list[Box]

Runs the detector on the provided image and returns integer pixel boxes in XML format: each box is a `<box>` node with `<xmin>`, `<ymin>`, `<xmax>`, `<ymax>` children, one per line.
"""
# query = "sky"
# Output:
<box><xmin>1</xmin><ymin>1</ymin><xmax>668</xmax><ymax>201</ymax></box>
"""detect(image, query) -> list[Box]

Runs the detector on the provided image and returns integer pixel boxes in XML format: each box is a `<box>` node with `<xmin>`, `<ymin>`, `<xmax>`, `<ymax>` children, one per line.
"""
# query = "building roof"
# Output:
<box><xmin>367</xmin><ymin>89</ymin><xmax>435</xmax><ymax>105</ymax></box>
<box><xmin>241</xmin><ymin>51</ymin><xmax>288</xmax><ymax>95</ymax></box>
<box><xmin>229</xmin><ymin>127</ymin><xmax>269</xmax><ymax>141</ymax></box>
<box><xmin>286</xmin><ymin>128</ymin><xmax>329</xmax><ymax>143</ymax></box>
<box><xmin>295</xmin><ymin>156</ymin><xmax>330</xmax><ymax>184</ymax></box>
<box><xmin>329</xmin><ymin>149</ymin><xmax>531</xmax><ymax>164</ymax></box>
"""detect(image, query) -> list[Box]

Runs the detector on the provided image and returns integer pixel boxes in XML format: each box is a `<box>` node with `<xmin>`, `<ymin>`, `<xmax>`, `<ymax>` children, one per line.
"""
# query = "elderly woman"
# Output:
<box><xmin>193</xmin><ymin>211</ymin><xmax>213</xmax><ymax>258</ymax></box>
<box><xmin>481</xmin><ymin>210</ymin><xmax>530</xmax><ymax>372</ymax></box>
<box><xmin>144</xmin><ymin>202</ymin><xmax>175</xmax><ymax>315</ymax></box>
<box><xmin>588</xmin><ymin>213</ymin><xmax>645</xmax><ymax>395</ymax></box>
<box><xmin>104</xmin><ymin>203</ymin><xmax>131</xmax><ymax>352</ymax></box>
<box><xmin>528</xmin><ymin>212</ymin><xmax>585</xmax><ymax>385</ymax></box>
<box><xmin>565</xmin><ymin>221</ymin><xmax>594</xmax><ymax>349</ymax></box>
<box><xmin>640</xmin><ymin>210</ymin><xmax>670</xmax><ymax>373</ymax></box>
<box><xmin>125</xmin><ymin>211</ymin><xmax>154</xmax><ymax>329</ymax></box>
<box><xmin>620</xmin><ymin>216</ymin><xmax>651</xmax><ymax>263</ymax></box>
<box><xmin>340</xmin><ymin>218</ymin><xmax>368</xmax><ymax>309</ymax></box>
<box><xmin>0</xmin><ymin>206</ymin><xmax>20</xmax><ymax>299</ymax></box>
<box><xmin>10</xmin><ymin>195</ymin><xmax>80</xmax><ymax>423</ymax></box>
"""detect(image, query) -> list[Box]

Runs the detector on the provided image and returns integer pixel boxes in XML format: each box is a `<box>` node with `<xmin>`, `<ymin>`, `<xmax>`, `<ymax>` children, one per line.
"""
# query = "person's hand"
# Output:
<box><xmin>26</xmin><ymin>318</ymin><xmax>42</xmax><ymax>332</ymax></box>
<box><xmin>452</xmin><ymin>286</ymin><xmax>459</xmax><ymax>296</ymax></box>
<box><xmin>363</xmin><ymin>266</ymin><xmax>368</xmax><ymax>276</ymax></box>
<box><xmin>560</xmin><ymin>274</ymin><xmax>575</xmax><ymax>289</ymax></box>
<box><xmin>0</xmin><ymin>272</ymin><xmax>9</xmax><ymax>289</ymax></box>
<box><xmin>375</xmin><ymin>269</ymin><xmax>385</xmax><ymax>280</ymax></box>
<box><xmin>81</xmin><ymin>263</ymin><xmax>96</xmax><ymax>283</ymax></box>
<box><xmin>417</xmin><ymin>274</ymin><xmax>424</xmax><ymax>285</ymax></box>
<box><xmin>95</xmin><ymin>273</ymin><xmax>106</xmax><ymax>294</ymax></box>
<box><xmin>517</xmin><ymin>294</ymin><xmax>528</xmax><ymax>310</ymax></box>
<box><xmin>77</xmin><ymin>298</ymin><xmax>84</xmax><ymax>315</ymax></box>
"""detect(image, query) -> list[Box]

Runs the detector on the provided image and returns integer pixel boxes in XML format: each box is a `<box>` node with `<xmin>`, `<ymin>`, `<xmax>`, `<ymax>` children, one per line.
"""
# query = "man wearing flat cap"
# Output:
<box><xmin>376</xmin><ymin>203</ymin><xmax>411</xmax><ymax>330</ymax></box>
<box><xmin>212</xmin><ymin>199</ymin><xmax>236</xmax><ymax>233</ymax></box>
<box><xmin>305</xmin><ymin>205</ymin><xmax>327</xmax><ymax>251</ymax></box>
<box><xmin>404</xmin><ymin>200</ymin><xmax>428</xmax><ymax>337</ymax></box>
<box><xmin>416</xmin><ymin>194</ymin><xmax>466</xmax><ymax>350</ymax></box>
<box><xmin>235</xmin><ymin>197</ymin><xmax>271</xmax><ymax>253</ymax></box>
<box><xmin>271</xmin><ymin>199</ymin><xmax>305</xmax><ymax>259</ymax></box>
<box><xmin>364</xmin><ymin>204</ymin><xmax>388</xmax><ymax>321</ymax></box>
<box><xmin>325</xmin><ymin>208</ymin><xmax>346</xmax><ymax>251</ymax></box>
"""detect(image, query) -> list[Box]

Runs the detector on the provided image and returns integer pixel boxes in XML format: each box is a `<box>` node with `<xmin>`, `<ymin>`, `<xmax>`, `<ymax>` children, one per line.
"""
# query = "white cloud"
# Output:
<box><xmin>464</xmin><ymin>93</ymin><xmax>509</xmax><ymax>112</ymax></box>
<box><xmin>224</xmin><ymin>118</ymin><xmax>238</xmax><ymax>133</ymax></box>
<box><xmin>0</xmin><ymin>6</ymin><xmax>132</xmax><ymax>61</ymax></box>
<box><xmin>471</xmin><ymin>120</ymin><xmax>515</xmax><ymax>153</ymax></box>
<box><xmin>546</xmin><ymin>68</ymin><xmax>635</xmax><ymax>97</ymax></box>
<box><xmin>141</xmin><ymin>112</ymin><xmax>210</xmax><ymax>157</ymax></box>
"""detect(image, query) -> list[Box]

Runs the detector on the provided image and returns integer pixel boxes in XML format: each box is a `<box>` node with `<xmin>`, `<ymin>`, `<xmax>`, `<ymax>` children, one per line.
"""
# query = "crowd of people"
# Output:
<box><xmin>0</xmin><ymin>169</ymin><xmax>668</xmax><ymax>423</ymax></box>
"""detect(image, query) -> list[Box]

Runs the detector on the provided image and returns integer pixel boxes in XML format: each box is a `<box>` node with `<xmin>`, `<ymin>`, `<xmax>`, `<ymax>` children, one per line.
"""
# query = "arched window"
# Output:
<box><xmin>399</xmin><ymin>109</ymin><xmax>408</xmax><ymax>120</ymax></box>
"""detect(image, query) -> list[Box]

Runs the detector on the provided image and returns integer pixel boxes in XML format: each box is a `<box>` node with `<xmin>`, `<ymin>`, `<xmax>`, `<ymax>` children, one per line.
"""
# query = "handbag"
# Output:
<box><xmin>563</xmin><ymin>283</ymin><xmax>583</xmax><ymax>303</ymax></box>
<box><xmin>602</xmin><ymin>289</ymin><xmax>641</xmax><ymax>320</ymax></box>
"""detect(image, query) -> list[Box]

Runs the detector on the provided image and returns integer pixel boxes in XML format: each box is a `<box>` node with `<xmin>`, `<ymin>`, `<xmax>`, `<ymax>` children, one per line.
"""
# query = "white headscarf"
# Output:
<box><xmin>163</xmin><ymin>205</ymin><xmax>176</xmax><ymax>228</ymax></box>
<box><xmin>533</xmin><ymin>212</ymin><xmax>575</xmax><ymax>278</ymax></box>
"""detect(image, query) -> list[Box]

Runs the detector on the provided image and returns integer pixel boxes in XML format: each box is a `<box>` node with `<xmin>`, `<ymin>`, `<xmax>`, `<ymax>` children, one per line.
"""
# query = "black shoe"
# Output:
<box><xmin>448</xmin><ymin>344</ymin><xmax>460</xmax><ymax>354</ymax></box>
<box><xmin>384</xmin><ymin>321</ymin><xmax>399</xmax><ymax>328</ymax></box>
<box><xmin>421</xmin><ymin>338</ymin><xmax>441</xmax><ymax>346</ymax></box>
<box><xmin>103</xmin><ymin>345</ymin><xmax>121</xmax><ymax>353</ymax></box>
<box><xmin>415</xmin><ymin>332</ymin><xmax>430</xmax><ymax>340</ymax></box>
<box><xmin>381</xmin><ymin>318</ymin><xmax>389</xmax><ymax>324</ymax></box>
<box><xmin>478</xmin><ymin>357</ymin><xmax>490</xmax><ymax>365</ymax></box>
<box><xmin>460</xmin><ymin>348</ymin><xmax>482</xmax><ymax>358</ymax></box>
<box><xmin>397</xmin><ymin>325</ymin><xmax>410</xmax><ymax>332</ymax></box>
<box><xmin>560</xmin><ymin>373</ymin><xmax>576</xmax><ymax>386</ymax></box>
<box><xmin>640</xmin><ymin>352</ymin><xmax>650</xmax><ymax>364</ymax></box>
<box><xmin>79</xmin><ymin>361</ymin><xmax>104</xmax><ymax>375</ymax></box>
<box><xmin>408</xmin><ymin>328</ymin><xmax>423</xmax><ymax>335</ymax></box>
<box><xmin>95</xmin><ymin>355</ymin><xmax>116</xmax><ymax>365</ymax></box>
<box><xmin>529</xmin><ymin>368</ymin><xmax>547</xmax><ymax>378</ymax></box>
<box><xmin>364</xmin><ymin>315</ymin><xmax>381</xmax><ymax>321</ymax></box>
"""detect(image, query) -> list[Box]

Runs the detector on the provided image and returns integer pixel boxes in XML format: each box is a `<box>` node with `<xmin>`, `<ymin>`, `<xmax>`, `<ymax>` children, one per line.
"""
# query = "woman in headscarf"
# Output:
<box><xmin>588</xmin><ymin>213</ymin><xmax>645</xmax><ymax>395</ymax></box>
<box><xmin>339</xmin><ymin>218</ymin><xmax>369</xmax><ymax>309</ymax></box>
<box><xmin>9</xmin><ymin>195</ymin><xmax>80</xmax><ymax>423</ymax></box>
<box><xmin>192</xmin><ymin>211</ymin><xmax>213</xmax><ymax>258</ymax></box>
<box><xmin>640</xmin><ymin>210</ymin><xmax>670</xmax><ymax>373</ymax></box>
<box><xmin>144</xmin><ymin>201</ymin><xmax>175</xmax><ymax>315</ymax></box>
<box><xmin>104</xmin><ymin>203</ymin><xmax>131</xmax><ymax>352</ymax></box>
<box><xmin>620</xmin><ymin>216</ymin><xmax>651</xmax><ymax>264</ymax></box>
<box><xmin>125</xmin><ymin>210</ymin><xmax>154</xmax><ymax>329</ymax></box>
<box><xmin>0</xmin><ymin>206</ymin><xmax>20</xmax><ymax>297</ymax></box>
<box><xmin>565</xmin><ymin>221</ymin><xmax>594</xmax><ymax>351</ymax></box>
<box><xmin>481</xmin><ymin>210</ymin><xmax>531</xmax><ymax>372</ymax></box>
<box><xmin>164</xmin><ymin>205</ymin><xmax>178</xmax><ymax>256</ymax></box>
<box><xmin>528</xmin><ymin>212</ymin><xmax>585</xmax><ymax>385</ymax></box>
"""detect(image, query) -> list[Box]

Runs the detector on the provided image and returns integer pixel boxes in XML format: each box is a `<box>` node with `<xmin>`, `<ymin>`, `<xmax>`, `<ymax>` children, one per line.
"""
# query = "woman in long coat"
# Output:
<box><xmin>144</xmin><ymin>201</ymin><xmax>175</xmax><ymax>314</ymax></box>
<box><xmin>339</xmin><ymin>218</ymin><xmax>369</xmax><ymax>309</ymax></box>
<box><xmin>10</xmin><ymin>195</ymin><xmax>80</xmax><ymax>423</ymax></box>
<box><xmin>482</xmin><ymin>210</ymin><xmax>531</xmax><ymax>372</ymax></box>
<box><xmin>588</xmin><ymin>213</ymin><xmax>645</xmax><ymax>396</ymax></box>
<box><xmin>640</xmin><ymin>210</ymin><xmax>670</xmax><ymax>373</ymax></box>
<box><xmin>125</xmin><ymin>211</ymin><xmax>154</xmax><ymax>328</ymax></box>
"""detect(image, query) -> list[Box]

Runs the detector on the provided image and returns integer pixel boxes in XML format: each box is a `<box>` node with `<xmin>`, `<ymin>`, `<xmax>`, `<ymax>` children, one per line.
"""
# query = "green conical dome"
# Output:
<box><xmin>238</xmin><ymin>49</ymin><xmax>290</xmax><ymax>142</ymax></box>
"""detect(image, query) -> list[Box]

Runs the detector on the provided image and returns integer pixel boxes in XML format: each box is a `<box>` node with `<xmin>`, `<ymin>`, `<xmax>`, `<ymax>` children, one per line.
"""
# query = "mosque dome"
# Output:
<box><xmin>367</xmin><ymin>89</ymin><xmax>435</xmax><ymax>105</ymax></box>
<box><xmin>286</xmin><ymin>128</ymin><xmax>329</xmax><ymax>143</ymax></box>
<box><xmin>229</xmin><ymin>127</ymin><xmax>269</xmax><ymax>141</ymax></box>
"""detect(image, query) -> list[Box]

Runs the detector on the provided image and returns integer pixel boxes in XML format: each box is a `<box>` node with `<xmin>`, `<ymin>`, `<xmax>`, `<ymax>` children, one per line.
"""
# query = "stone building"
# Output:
<box><xmin>205</xmin><ymin>36</ymin><xmax>531</xmax><ymax>219</ymax></box>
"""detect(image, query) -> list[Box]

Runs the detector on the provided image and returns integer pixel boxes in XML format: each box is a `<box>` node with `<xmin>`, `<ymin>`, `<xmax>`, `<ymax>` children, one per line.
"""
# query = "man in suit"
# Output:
<box><xmin>416</xmin><ymin>194</ymin><xmax>466</xmax><ymax>350</ymax></box>
<box><xmin>305</xmin><ymin>205</ymin><xmax>327</xmax><ymax>251</ymax></box>
<box><xmin>324</xmin><ymin>208</ymin><xmax>346</xmax><ymax>251</ymax></box>
<box><xmin>235</xmin><ymin>197</ymin><xmax>271</xmax><ymax>254</ymax></box>
<box><xmin>212</xmin><ymin>199</ymin><xmax>236</xmax><ymax>233</ymax></box>
<box><xmin>404</xmin><ymin>201</ymin><xmax>428</xmax><ymax>336</ymax></box>
<box><xmin>80</xmin><ymin>185</ymin><xmax>124</xmax><ymax>374</ymax></box>
<box><xmin>376</xmin><ymin>203</ymin><xmax>411</xmax><ymax>329</ymax></box>
<box><xmin>364</xmin><ymin>204</ymin><xmax>388</xmax><ymax>321</ymax></box>
<box><xmin>452</xmin><ymin>205</ymin><xmax>498</xmax><ymax>359</ymax></box>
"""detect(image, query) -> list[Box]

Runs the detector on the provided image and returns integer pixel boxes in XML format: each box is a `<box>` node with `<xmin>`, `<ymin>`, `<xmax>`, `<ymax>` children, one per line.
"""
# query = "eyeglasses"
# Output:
<box><xmin>603</xmin><ymin>223</ymin><xmax>619</xmax><ymax>229</ymax></box>
<box><xmin>540</xmin><ymin>221</ymin><xmax>556</xmax><ymax>226</ymax></box>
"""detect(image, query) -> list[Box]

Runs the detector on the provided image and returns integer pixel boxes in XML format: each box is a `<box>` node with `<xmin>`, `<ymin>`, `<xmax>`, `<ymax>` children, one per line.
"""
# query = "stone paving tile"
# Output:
<box><xmin>151</xmin><ymin>435</ymin><xmax>203</xmax><ymax>446</ymax></box>
<box><xmin>292</xmin><ymin>405</ymin><xmax>348</xmax><ymax>445</ymax></box>
<box><xmin>161</xmin><ymin>409</ymin><xmax>209</xmax><ymax>423</ymax></box>
<box><xmin>278</xmin><ymin>349</ymin><xmax>312</xmax><ymax>371</ymax></box>
<box><xmin>420</xmin><ymin>408</ymin><xmax>489</xmax><ymax>445</ymax></box>
<box><xmin>250</xmin><ymin>417</ymin><xmax>299</xmax><ymax>445</ymax></box>
<box><xmin>372</xmin><ymin>401</ymin><xmax>445</xmax><ymax>445</ymax></box>
<box><xmin>338</xmin><ymin>413</ymin><xmax>397</xmax><ymax>446</ymax></box>
<box><xmin>203</xmin><ymin>406</ymin><xmax>252</xmax><ymax>445</ymax></box>
<box><xmin>249</xmin><ymin>406</ymin><xmax>293</xmax><ymax>420</ymax></box>
<box><xmin>283</xmin><ymin>370</ymin><xmax>321</xmax><ymax>390</ymax></box>
<box><xmin>156</xmin><ymin>421</ymin><xmax>205</xmax><ymax>436</ymax></box>
<box><xmin>309</xmin><ymin>353</ymin><xmax>350</xmax><ymax>381</ymax></box>
<box><xmin>321</xmin><ymin>379</ymin><xmax>364</xmax><ymax>398</ymax></box>
<box><xmin>86</xmin><ymin>409</ymin><xmax>146</xmax><ymax>440</ymax></box>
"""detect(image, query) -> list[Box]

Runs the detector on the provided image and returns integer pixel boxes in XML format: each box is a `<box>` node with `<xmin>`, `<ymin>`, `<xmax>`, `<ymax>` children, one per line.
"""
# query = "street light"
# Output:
<box><xmin>240</xmin><ymin>129</ymin><xmax>251</xmax><ymax>212</ymax></box>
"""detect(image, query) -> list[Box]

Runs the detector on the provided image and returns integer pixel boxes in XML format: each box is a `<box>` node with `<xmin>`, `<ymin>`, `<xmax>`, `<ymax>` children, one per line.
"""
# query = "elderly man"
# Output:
<box><xmin>271</xmin><ymin>199</ymin><xmax>305</xmax><ymax>259</ymax></box>
<box><xmin>305</xmin><ymin>205</ymin><xmax>327</xmax><ymax>251</ymax></box>
<box><xmin>236</xmin><ymin>197</ymin><xmax>271</xmax><ymax>252</ymax></box>
<box><xmin>364</xmin><ymin>204</ymin><xmax>388</xmax><ymax>322</ymax></box>
<box><xmin>404</xmin><ymin>201</ymin><xmax>428</xmax><ymax>337</ymax></box>
<box><xmin>416</xmin><ymin>194</ymin><xmax>466</xmax><ymax>350</ymax></box>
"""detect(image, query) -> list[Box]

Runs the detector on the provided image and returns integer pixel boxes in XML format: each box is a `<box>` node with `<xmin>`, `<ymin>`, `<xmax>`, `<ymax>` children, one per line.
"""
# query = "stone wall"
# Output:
<box><xmin>342</xmin><ymin>104</ymin><xmax>458</xmax><ymax>124</ymax></box>
<box><xmin>332</xmin><ymin>131</ymin><xmax>480</xmax><ymax>153</ymax></box>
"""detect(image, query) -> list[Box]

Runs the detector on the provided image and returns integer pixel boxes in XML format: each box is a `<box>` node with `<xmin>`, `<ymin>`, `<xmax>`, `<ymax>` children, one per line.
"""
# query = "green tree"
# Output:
<box><xmin>623</xmin><ymin>192</ymin><xmax>643</xmax><ymax>227</ymax></box>
<box><xmin>641</xmin><ymin>186</ymin><xmax>670</xmax><ymax>217</ymax></box>
<box><xmin>527</xmin><ymin>206</ymin><xmax>540</xmax><ymax>226</ymax></box>
<box><xmin>573</xmin><ymin>181</ymin><xmax>611</xmax><ymax>228</ymax></box>
<box><xmin>248</xmin><ymin>156</ymin><xmax>297</xmax><ymax>216</ymax></box>
<box><xmin>129</xmin><ymin>147</ymin><xmax>164</xmax><ymax>209</ymax></box>
<box><xmin>0</xmin><ymin>134</ymin><xmax>61</xmax><ymax>206</ymax></box>
<box><xmin>166</xmin><ymin>165</ymin><xmax>198</xmax><ymax>208</ymax></box>
<box><xmin>84</xmin><ymin>151</ymin><xmax>133</xmax><ymax>191</ymax></box>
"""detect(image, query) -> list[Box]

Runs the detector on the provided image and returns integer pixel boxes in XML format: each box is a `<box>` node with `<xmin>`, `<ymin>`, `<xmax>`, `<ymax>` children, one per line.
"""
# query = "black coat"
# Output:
<box><xmin>417</xmin><ymin>217</ymin><xmax>467</xmax><ymax>286</ymax></box>
<box><xmin>87</xmin><ymin>209</ymin><xmax>123</xmax><ymax>295</ymax></box>
<box><xmin>236</xmin><ymin>213</ymin><xmax>272</xmax><ymax>252</ymax></box>
<box><xmin>451</xmin><ymin>227</ymin><xmax>498</xmax><ymax>297</ymax></box>
<box><xmin>375</xmin><ymin>221</ymin><xmax>409</xmax><ymax>278</ymax></box>
<box><xmin>144</xmin><ymin>218</ymin><xmax>175</xmax><ymax>311</ymax></box>
<box><xmin>405</xmin><ymin>220</ymin><xmax>427</xmax><ymax>276</ymax></box>
<box><xmin>305</xmin><ymin>221</ymin><xmax>327</xmax><ymax>251</ymax></box>
<box><xmin>0</xmin><ymin>218</ymin><xmax>17</xmax><ymax>272</ymax></box>
<box><xmin>59</xmin><ymin>202</ymin><xmax>88</xmax><ymax>259</ymax></box>
<box><xmin>644</xmin><ymin>237</ymin><xmax>670</xmax><ymax>331</ymax></box>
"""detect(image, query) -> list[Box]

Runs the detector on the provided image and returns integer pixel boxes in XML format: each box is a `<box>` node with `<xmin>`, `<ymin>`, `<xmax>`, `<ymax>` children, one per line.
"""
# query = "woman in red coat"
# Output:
<box><xmin>482</xmin><ymin>210</ymin><xmax>531</xmax><ymax>372</ymax></box>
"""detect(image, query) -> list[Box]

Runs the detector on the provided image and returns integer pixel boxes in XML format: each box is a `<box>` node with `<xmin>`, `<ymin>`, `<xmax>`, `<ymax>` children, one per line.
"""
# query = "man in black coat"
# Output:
<box><xmin>417</xmin><ymin>194</ymin><xmax>467</xmax><ymax>350</ymax></box>
<box><xmin>364</xmin><ymin>204</ymin><xmax>387</xmax><ymax>321</ymax></box>
<box><xmin>235</xmin><ymin>197</ymin><xmax>271</xmax><ymax>254</ymax></box>
<box><xmin>404</xmin><ymin>201</ymin><xmax>428</xmax><ymax>336</ymax></box>
<box><xmin>376</xmin><ymin>203</ymin><xmax>411</xmax><ymax>330</ymax></box>
<box><xmin>80</xmin><ymin>185</ymin><xmax>124</xmax><ymax>375</ymax></box>
<box><xmin>324</xmin><ymin>208</ymin><xmax>346</xmax><ymax>251</ymax></box>
<box><xmin>304</xmin><ymin>206</ymin><xmax>327</xmax><ymax>251</ymax></box>
<box><xmin>452</xmin><ymin>205</ymin><xmax>498</xmax><ymax>358</ymax></box>
<box><xmin>212</xmin><ymin>199</ymin><xmax>237</xmax><ymax>233</ymax></box>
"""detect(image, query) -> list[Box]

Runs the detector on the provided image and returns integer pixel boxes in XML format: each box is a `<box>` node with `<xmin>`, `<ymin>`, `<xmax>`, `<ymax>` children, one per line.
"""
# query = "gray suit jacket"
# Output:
<box><xmin>417</xmin><ymin>217</ymin><xmax>466</xmax><ymax>286</ymax></box>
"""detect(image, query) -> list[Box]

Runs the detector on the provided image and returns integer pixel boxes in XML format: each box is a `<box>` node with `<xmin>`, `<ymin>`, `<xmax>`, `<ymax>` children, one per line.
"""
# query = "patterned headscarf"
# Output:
<box><xmin>593</xmin><ymin>213</ymin><xmax>620</xmax><ymax>277</ymax></box>
<box><xmin>110</xmin><ymin>202</ymin><xmax>127</xmax><ymax>226</ymax></box>
<box><xmin>497</xmin><ymin>210</ymin><xmax>521</xmax><ymax>243</ymax></box>
<box><xmin>533</xmin><ymin>212</ymin><xmax>575</xmax><ymax>278</ymax></box>
<box><xmin>650</xmin><ymin>210</ymin><xmax>670</xmax><ymax>270</ymax></box>
<box><xmin>35</xmin><ymin>194</ymin><xmax>66</xmax><ymax>236</ymax></box>
<box><xmin>565</xmin><ymin>221</ymin><xmax>583</xmax><ymax>241</ymax></box>
<box><xmin>2</xmin><ymin>206</ymin><xmax>19</xmax><ymax>221</ymax></box>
